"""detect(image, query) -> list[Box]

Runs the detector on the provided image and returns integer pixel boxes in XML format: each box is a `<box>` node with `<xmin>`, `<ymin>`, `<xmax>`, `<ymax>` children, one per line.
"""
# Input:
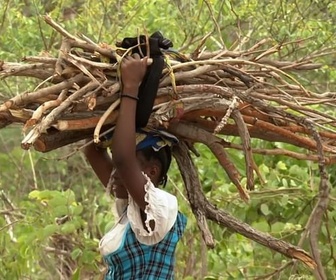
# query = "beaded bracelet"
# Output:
<box><xmin>120</xmin><ymin>94</ymin><xmax>139</xmax><ymax>101</ymax></box>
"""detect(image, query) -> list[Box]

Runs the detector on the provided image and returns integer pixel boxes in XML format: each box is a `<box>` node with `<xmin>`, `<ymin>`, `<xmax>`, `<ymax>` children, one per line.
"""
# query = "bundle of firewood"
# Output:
<box><xmin>1</xmin><ymin>16</ymin><xmax>336</xmax><ymax>201</ymax></box>
<box><xmin>4</xmin><ymin>15</ymin><xmax>336</xmax><ymax>267</ymax></box>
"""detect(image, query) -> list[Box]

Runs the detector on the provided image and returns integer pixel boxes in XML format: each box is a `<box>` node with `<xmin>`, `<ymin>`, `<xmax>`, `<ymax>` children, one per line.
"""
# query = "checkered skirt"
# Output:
<box><xmin>103</xmin><ymin>212</ymin><xmax>187</xmax><ymax>280</ymax></box>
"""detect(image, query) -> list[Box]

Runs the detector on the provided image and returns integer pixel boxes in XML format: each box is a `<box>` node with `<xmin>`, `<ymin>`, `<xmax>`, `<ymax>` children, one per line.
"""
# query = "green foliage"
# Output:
<box><xmin>1</xmin><ymin>0</ymin><xmax>336</xmax><ymax>279</ymax></box>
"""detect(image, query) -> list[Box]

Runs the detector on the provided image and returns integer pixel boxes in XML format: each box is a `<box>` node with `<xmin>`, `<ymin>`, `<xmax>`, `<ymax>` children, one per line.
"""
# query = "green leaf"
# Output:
<box><xmin>28</xmin><ymin>190</ymin><xmax>40</xmax><ymax>199</ymax></box>
<box><xmin>276</xmin><ymin>161</ymin><xmax>287</xmax><ymax>170</ymax></box>
<box><xmin>61</xmin><ymin>222</ymin><xmax>76</xmax><ymax>234</ymax></box>
<box><xmin>280</xmin><ymin>195</ymin><xmax>289</xmax><ymax>206</ymax></box>
<box><xmin>53</xmin><ymin>205</ymin><xmax>69</xmax><ymax>217</ymax></box>
<box><xmin>281</xmin><ymin>178</ymin><xmax>288</xmax><ymax>188</ymax></box>
<box><xmin>71</xmin><ymin>248</ymin><xmax>82</xmax><ymax>260</ymax></box>
<box><xmin>63</xmin><ymin>189</ymin><xmax>76</xmax><ymax>204</ymax></box>
<box><xmin>252</xmin><ymin>221</ymin><xmax>270</xmax><ymax>232</ymax></box>
<box><xmin>42</xmin><ymin>224</ymin><xmax>59</xmax><ymax>238</ymax></box>
<box><xmin>259</xmin><ymin>164</ymin><xmax>270</xmax><ymax>174</ymax></box>
<box><xmin>271</xmin><ymin>222</ymin><xmax>285</xmax><ymax>233</ymax></box>
<box><xmin>81</xmin><ymin>250</ymin><xmax>98</xmax><ymax>264</ymax></box>
<box><xmin>241</xmin><ymin>242</ymin><xmax>253</xmax><ymax>253</ymax></box>
<box><xmin>260</xmin><ymin>203</ymin><xmax>271</xmax><ymax>216</ymax></box>
<box><xmin>48</xmin><ymin>196</ymin><xmax>67</xmax><ymax>207</ymax></box>
<box><xmin>70</xmin><ymin>204</ymin><xmax>83</xmax><ymax>216</ymax></box>
<box><xmin>71</xmin><ymin>267</ymin><xmax>81</xmax><ymax>280</ymax></box>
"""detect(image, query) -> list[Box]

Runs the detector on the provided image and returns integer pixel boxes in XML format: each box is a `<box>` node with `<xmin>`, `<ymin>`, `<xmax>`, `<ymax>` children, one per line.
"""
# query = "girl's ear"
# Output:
<box><xmin>150</xmin><ymin>168</ymin><xmax>156</xmax><ymax>176</ymax></box>
<box><xmin>146</xmin><ymin>163</ymin><xmax>161</xmax><ymax>184</ymax></box>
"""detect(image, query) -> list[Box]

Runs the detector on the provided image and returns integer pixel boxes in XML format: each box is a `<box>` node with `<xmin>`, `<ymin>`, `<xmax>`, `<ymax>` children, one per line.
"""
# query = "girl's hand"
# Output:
<box><xmin>121</xmin><ymin>54</ymin><xmax>148</xmax><ymax>93</ymax></box>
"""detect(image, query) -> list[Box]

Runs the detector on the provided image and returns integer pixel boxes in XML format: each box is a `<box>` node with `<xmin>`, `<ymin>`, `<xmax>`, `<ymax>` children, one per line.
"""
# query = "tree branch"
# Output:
<box><xmin>173</xmin><ymin>141</ymin><xmax>317</xmax><ymax>269</ymax></box>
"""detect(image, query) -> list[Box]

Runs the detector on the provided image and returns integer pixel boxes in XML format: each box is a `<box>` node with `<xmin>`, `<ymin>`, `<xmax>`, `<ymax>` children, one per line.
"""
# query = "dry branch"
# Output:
<box><xmin>173</xmin><ymin>142</ymin><xmax>316</xmax><ymax>269</ymax></box>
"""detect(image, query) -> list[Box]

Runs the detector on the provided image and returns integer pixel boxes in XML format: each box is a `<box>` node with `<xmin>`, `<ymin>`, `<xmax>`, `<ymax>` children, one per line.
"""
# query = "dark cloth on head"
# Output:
<box><xmin>136</xmin><ymin>129</ymin><xmax>178</xmax><ymax>186</ymax></box>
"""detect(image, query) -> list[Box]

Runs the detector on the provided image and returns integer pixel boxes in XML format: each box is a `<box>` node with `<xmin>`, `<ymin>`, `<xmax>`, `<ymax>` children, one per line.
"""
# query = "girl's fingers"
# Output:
<box><xmin>141</xmin><ymin>56</ymin><xmax>148</xmax><ymax>64</ymax></box>
<box><xmin>132</xmin><ymin>53</ymin><xmax>141</xmax><ymax>59</ymax></box>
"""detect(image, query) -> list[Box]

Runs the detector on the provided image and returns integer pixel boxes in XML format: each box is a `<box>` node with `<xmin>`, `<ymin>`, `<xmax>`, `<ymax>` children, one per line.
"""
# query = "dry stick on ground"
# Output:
<box><xmin>173</xmin><ymin>141</ymin><xmax>316</xmax><ymax>269</ymax></box>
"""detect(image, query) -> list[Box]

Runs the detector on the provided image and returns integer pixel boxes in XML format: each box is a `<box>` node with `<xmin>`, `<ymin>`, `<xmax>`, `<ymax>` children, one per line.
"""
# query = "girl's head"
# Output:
<box><xmin>137</xmin><ymin>144</ymin><xmax>172</xmax><ymax>186</ymax></box>
<box><xmin>110</xmin><ymin>129</ymin><xmax>177</xmax><ymax>198</ymax></box>
<box><xmin>135</xmin><ymin>129</ymin><xmax>177</xmax><ymax>186</ymax></box>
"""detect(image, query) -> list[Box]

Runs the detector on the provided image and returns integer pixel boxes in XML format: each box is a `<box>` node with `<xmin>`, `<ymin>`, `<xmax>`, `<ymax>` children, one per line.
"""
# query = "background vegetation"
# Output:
<box><xmin>0</xmin><ymin>0</ymin><xmax>335</xmax><ymax>279</ymax></box>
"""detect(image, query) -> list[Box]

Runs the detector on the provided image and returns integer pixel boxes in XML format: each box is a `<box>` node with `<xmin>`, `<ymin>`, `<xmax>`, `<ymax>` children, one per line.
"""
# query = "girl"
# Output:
<box><xmin>84</xmin><ymin>53</ymin><xmax>187</xmax><ymax>279</ymax></box>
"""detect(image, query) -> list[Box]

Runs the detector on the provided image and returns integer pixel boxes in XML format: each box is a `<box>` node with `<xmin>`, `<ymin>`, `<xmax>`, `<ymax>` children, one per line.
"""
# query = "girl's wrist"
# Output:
<box><xmin>122</xmin><ymin>85</ymin><xmax>139</xmax><ymax>94</ymax></box>
<box><xmin>120</xmin><ymin>93</ymin><xmax>139</xmax><ymax>101</ymax></box>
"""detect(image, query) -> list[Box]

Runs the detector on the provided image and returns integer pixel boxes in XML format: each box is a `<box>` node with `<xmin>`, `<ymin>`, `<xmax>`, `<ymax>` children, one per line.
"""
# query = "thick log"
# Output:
<box><xmin>33</xmin><ymin>128</ymin><xmax>94</xmax><ymax>152</ymax></box>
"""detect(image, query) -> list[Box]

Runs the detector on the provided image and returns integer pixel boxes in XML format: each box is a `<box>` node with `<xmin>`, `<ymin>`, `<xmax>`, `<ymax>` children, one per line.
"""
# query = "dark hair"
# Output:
<box><xmin>139</xmin><ymin>145</ymin><xmax>172</xmax><ymax>186</ymax></box>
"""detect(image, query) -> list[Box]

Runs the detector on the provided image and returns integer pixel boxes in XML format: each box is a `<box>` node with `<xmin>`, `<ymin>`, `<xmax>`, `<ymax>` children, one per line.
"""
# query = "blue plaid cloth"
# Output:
<box><xmin>103</xmin><ymin>212</ymin><xmax>187</xmax><ymax>280</ymax></box>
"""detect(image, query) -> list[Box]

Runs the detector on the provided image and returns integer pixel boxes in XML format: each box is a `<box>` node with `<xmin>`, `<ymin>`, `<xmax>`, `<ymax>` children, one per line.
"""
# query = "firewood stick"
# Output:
<box><xmin>231</xmin><ymin>109</ymin><xmax>255</xmax><ymax>191</ymax></box>
<box><xmin>160</xmin><ymin>64</ymin><xmax>224</xmax><ymax>87</ymax></box>
<box><xmin>0</xmin><ymin>110</ymin><xmax>32</xmax><ymax>128</ymax></box>
<box><xmin>25</xmin><ymin>99</ymin><xmax>63</xmax><ymax>129</ymax></box>
<box><xmin>170</xmin><ymin>58</ymin><xmax>309</xmax><ymax>95</ymax></box>
<box><xmin>21</xmin><ymin>81</ymin><xmax>99</xmax><ymax>149</ymax></box>
<box><xmin>66</xmin><ymin>52</ymin><xmax>116</xmax><ymax>70</ymax></box>
<box><xmin>44</xmin><ymin>15</ymin><xmax>84</xmax><ymax>42</ymax></box>
<box><xmin>94</xmin><ymin>99</ymin><xmax>120</xmax><ymax>143</ymax></box>
<box><xmin>209</xmin><ymin>141</ymin><xmax>250</xmax><ymax>203</ymax></box>
<box><xmin>70</xmin><ymin>40</ymin><xmax>117</xmax><ymax>60</ymax></box>
<box><xmin>241</xmin><ymin>115</ymin><xmax>331</xmax><ymax>152</ymax></box>
<box><xmin>0</xmin><ymin>74</ymin><xmax>85</xmax><ymax>112</ymax></box>
<box><xmin>22</xmin><ymin>56</ymin><xmax>57</xmax><ymax>64</ymax></box>
<box><xmin>33</xmin><ymin>128</ymin><xmax>94</xmax><ymax>152</ymax></box>
<box><xmin>158</xmin><ymin>84</ymin><xmax>234</xmax><ymax>99</ymax></box>
<box><xmin>27</xmin><ymin>119</ymin><xmax>336</xmax><ymax>163</ymax></box>
<box><xmin>180</xmin><ymin>114</ymin><xmax>336</xmax><ymax>155</ymax></box>
<box><xmin>54</xmin><ymin>112</ymin><xmax>117</xmax><ymax>131</ymax></box>
<box><xmin>214</xmin><ymin>95</ymin><xmax>239</xmax><ymax>134</ymax></box>
<box><xmin>173</xmin><ymin>141</ymin><xmax>215</xmax><ymax>248</ymax></box>
<box><xmin>250</xmin><ymin>92</ymin><xmax>336</xmax><ymax>130</ymax></box>
<box><xmin>169</xmin><ymin>122</ymin><xmax>249</xmax><ymax>202</ymax></box>
<box><xmin>65</xmin><ymin>51</ymin><xmax>105</xmax><ymax>87</ymax></box>
<box><xmin>0</xmin><ymin>62</ymin><xmax>54</xmax><ymax>78</ymax></box>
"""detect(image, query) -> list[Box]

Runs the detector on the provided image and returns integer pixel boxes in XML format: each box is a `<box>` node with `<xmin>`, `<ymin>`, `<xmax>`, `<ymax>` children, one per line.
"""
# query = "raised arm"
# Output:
<box><xmin>83</xmin><ymin>142</ymin><xmax>113</xmax><ymax>188</ymax></box>
<box><xmin>111</xmin><ymin>54</ymin><xmax>149</xmax><ymax>210</ymax></box>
